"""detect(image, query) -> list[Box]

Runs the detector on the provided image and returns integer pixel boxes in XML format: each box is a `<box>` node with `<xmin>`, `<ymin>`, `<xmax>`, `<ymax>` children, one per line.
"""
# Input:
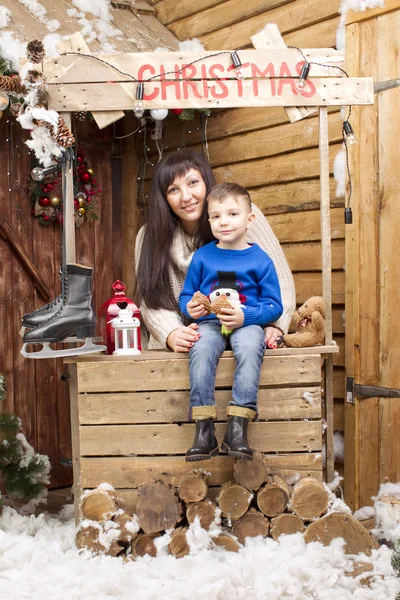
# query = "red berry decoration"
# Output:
<box><xmin>43</xmin><ymin>215</ymin><xmax>49</xmax><ymax>221</ymax></box>
<box><xmin>77</xmin><ymin>153</ymin><xmax>84</xmax><ymax>163</ymax></box>
<box><xmin>38</xmin><ymin>195</ymin><xmax>50</xmax><ymax>207</ymax></box>
<box><xmin>172</xmin><ymin>108</ymin><xmax>183</xmax><ymax>115</ymax></box>
<box><xmin>80</xmin><ymin>171</ymin><xmax>92</xmax><ymax>184</ymax></box>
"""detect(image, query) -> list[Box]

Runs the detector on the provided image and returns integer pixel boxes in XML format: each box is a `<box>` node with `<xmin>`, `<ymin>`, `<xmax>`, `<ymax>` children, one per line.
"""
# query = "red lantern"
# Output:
<box><xmin>98</xmin><ymin>280</ymin><xmax>141</xmax><ymax>355</ymax></box>
<box><xmin>38</xmin><ymin>195</ymin><xmax>50</xmax><ymax>207</ymax></box>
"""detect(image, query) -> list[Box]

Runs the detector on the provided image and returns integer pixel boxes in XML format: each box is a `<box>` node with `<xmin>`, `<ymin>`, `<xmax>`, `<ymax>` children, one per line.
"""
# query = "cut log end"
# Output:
<box><xmin>304</xmin><ymin>513</ymin><xmax>379</xmax><ymax>556</ymax></box>
<box><xmin>290</xmin><ymin>477</ymin><xmax>329</xmax><ymax>520</ymax></box>
<box><xmin>178</xmin><ymin>470</ymin><xmax>209</xmax><ymax>504</ymax></box>
<box><xmin>270</xmin><ymin>513</ymin><xmax>305</xmax><ymax>540</ymax></box>
<box><xmin>257</xmin><ymin>476</ymin><xmax>289</xmax><ymax>517</ymax></box>
<box><xmin>131</xmin><ymin>534</ymin><xmax>158</xmax><ymax>558</ymax></box>
<box><xmin>233</xmin><ymin>452</ymin><xmax>269</xmax><ymax>491</ymax></box>
<box><xmin>212</xmin><ymin>533</ymin><xmax>240</xmax><ymax>552</ymax></box>
<box><xmin>186</xmin><ymin>499</ymin><xmax>217</xmax><ymax>531</ymax></box>
<box><xmin>136</xmin><ymin>481</ymin><xmax>181</xmax><ymax>534</ymax></box>
<box><xmin>231</xmin><ymin>509</ymin><xmax>269</xmax><ymax>544</ymax></box>
<box><xmin>80</xmin><ymin>488</ymin><xmax>119</xmax><ymax>522</ymax></box>
<box><xmin>218</xmin><ymin>481</ymin><xmax>253</xmax><ymax>520</ymax></box>
<box><xmin>168</xmin><ymin>527</ymin><xmax>190</xmax><ymax>558</ymax></box>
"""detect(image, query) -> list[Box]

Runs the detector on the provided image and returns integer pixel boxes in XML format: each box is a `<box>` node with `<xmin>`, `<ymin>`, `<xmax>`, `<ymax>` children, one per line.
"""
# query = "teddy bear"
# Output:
<box><xmin>281</xmin><ymin>296</ymin><xmax>326</xmax><ymax>348</ymax></box>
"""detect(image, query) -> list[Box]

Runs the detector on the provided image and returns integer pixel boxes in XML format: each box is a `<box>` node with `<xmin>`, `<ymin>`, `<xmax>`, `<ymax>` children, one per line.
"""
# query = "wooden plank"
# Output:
<box><xmin>334</xmin><ymin>399</ymin><xmax>344</xmax><ymax>431</ymax></box>
<box><xmin>80</xmin><ymin>451</ymin><xmax>323</xmax><ymax>489</ymax></box>
<box><xmin>294</xmin><ymin>271</ymin><xmax>344</xmax><ymax>305</ymax></box>
<box><xmin>268</xmin><ymin>207</ymin><xmax>344</xmax><ymax>245</ymax></box>
<box><xmin>199</xmin><ymin>0</ymin><xmax>341</xmax><ymax>50</ymax></box>
<box><xmin>56</xmin><ymin>33</ymin><xmax>124</xmax><ymax>129</ymax></box>
<box><xmin>332</xmin><ymin>308</ymin><xmax>345</xmax><ymax>335</ymax></box>
<box><xmin>78</xmin><ymin>386</ymin><xmax>322</xmax><ymax>425</ymax></box>
<box><xmin>284</xmin><ymin>15</ymin><xmax>340</xmax><ymax>50</ymax></box>
<box><xmin>48</xmin><ymin>78</ymin><xmax>374</xmax><ymax>112</ymax></box>
<box><xmin>69</xmin><ymin>364</ymin><xmax>81</xmax><ymax>525</ymax></box>
<box><xmin>212</xmin><ymin>144</ymin><xmax>341</xmax><ymax>189</ymax></box>
<box><xmin>44</xmin><ymin>49</ymin><xmax>346</xmax><ymax>84</ymax></box>
<box><xmin>284</xmin><ymin>240</ymin><xmax>344</xmax><ymax>272</ymax></box>
<box><xmin>60</xmin><ymin>113</ymin><xmax>76</xmax><ymax>264</ymax></box>
<box><xmin>324</xmin><ymin>354</ymin><xmax>335</xmax><ymax>482</ymax></box>
<box><xmin>333</xmin><ymin>367</ymin><xmax>345</xmax><ymax>399</ymax></box>
<box><xmin>253</xmin><ymin>178</ymin><xmax>342</xmax><ymax>215</ymax></box>
<box><xmin>346</xmin><ymin>0</ymin><xmax>400</xmax><ymax>25</ymax></box>
<box><xmin>344</xmin><ymin>21</ymin><xmax>361</xmax><ymax>511</ymax></box>
<box><xmin>319</xmin><ymin>107</ymin><xmax>333</xmax><ymax>345</ymax></box>
<box><xmin>76</xmin><ymin>354</ymin><xmax>322</xmax><ymax>392</ymax></box>
<box><xmin>358</xmin><ymin>397</ymin><xmax>379</xmax><ymax>506</ymax></box>
<box><xmin>79</xmin><ymin>421</ymin><xmax>322</xmax><ymax>455</ymax></box>
<box><xmin>379</xmin><ymin>397</ymin><xmax>400</xmax><ymax>484</ymax></box>
<box><xmin>121</xmin><ymin>116</ymin><xmax>142</xmax><ymax>298</ymax></box>
<box><xmin>156</xmin><ymin>0</ymin><xmax>233</xmax><ymax>25</ymax></box>
<box><xmin>378</xmin><ymin>11</ymin><xmax>400</xmax><ymax>391</ymax></box>
<box><xmin>169</xmin><ymin>0</ymin><xmax>292</xmax><ymax>40</ymax></box>
<box><xmin>205</xmin><ymin>110</ymin><xmax>343</xmax><ymax>167</ymax></box>
<box><xmin>251</xmin><ymin>23</ymin><xmax>317</xmax><ymax>123</ymax></box>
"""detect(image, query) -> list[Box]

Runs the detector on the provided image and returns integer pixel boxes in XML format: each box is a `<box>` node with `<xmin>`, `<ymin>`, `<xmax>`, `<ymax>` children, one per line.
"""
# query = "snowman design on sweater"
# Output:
<box><xmin>179</xmin><ymin>241</ymin><xmax>283</xmax><ymax>328</ymax></box>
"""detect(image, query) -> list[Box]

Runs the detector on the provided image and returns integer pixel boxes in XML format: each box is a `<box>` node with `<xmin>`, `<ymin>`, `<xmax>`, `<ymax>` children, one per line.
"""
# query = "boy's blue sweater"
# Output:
<box><xmin>179</xmin><ymin>242</ymin><xmax>283</xmax><ymax>327</ymax></box>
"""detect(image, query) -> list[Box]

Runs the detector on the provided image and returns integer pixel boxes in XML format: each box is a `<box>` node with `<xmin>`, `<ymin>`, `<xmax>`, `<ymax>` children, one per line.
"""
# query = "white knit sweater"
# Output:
<box><xmin>135</xmin><ymin>204</ymin><xmax>296</xmax><ymax>349</ymax></box>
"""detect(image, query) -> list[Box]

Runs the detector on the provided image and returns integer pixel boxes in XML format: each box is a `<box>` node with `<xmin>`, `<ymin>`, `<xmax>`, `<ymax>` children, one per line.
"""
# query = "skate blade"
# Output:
<box><xmin>20</xmin><ymin>340</ymin><xmax>106</xmax><ymax>359</ymax></box>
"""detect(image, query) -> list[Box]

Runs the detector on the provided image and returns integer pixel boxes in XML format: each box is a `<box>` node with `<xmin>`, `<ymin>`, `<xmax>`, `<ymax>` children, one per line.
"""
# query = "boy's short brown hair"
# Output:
<box><xmin>207</xmin><ymin>182</ymin><xmax>252</xmax><ymax>210</ymax></box>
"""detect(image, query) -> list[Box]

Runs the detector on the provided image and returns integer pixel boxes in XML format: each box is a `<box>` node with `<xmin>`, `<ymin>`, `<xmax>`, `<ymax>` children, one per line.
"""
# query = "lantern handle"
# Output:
<box><xmin>112</xmin><ymin>280</ymin><xmax>126</xmax><ymax>295</ymax></box>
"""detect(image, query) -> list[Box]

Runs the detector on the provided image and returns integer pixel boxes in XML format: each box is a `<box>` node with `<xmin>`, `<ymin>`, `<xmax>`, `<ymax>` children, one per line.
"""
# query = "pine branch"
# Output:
<box><xmin>0</xmin><ymin>413</ymin><xmax>21</xmax><ymax>439</ymax></box>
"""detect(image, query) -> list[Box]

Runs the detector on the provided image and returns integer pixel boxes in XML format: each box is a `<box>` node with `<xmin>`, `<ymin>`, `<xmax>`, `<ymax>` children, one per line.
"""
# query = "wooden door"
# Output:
<box><xmin>344</xmin><ymin>2</ymin><xmax>400</xmax><ymax>510</ymax></box>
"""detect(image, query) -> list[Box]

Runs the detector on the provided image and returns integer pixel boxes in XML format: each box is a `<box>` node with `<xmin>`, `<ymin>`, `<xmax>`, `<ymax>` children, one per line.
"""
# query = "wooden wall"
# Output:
<box><xmin>147</xmin><ymin>0</ymin><xmax>346</xmax><ymax>443</ymax></box>
<box><xmin>345</xmin><ymin>1</ymin><xmax>400</xmax><ymax>509</ymax></box>
<box><xmin>0</xmin><ymin>116</ymin><xmax>121</xmax><ymax>488</ymax></box>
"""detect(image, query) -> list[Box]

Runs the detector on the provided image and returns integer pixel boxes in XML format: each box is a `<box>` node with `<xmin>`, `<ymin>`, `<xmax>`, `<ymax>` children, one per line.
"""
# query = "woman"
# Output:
<box><xmin>135</xmin><ymin>149</ymin><xmax>296</xmax><ymax>352</ymax></box>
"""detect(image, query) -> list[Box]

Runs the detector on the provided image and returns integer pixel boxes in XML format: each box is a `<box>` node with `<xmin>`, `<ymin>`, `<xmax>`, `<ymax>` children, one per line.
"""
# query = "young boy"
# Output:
<box><xmin>179</xmin><ymin>182</ymin><xmax>283</xmax><ymax>462</ymax></box>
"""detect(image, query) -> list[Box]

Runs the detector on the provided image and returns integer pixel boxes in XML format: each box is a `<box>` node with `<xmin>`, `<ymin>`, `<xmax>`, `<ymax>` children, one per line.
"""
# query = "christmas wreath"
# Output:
<box><xmin>30</xmin><ymin>150</ymin><xmax>100</xmax><ymax>226</ymax></box>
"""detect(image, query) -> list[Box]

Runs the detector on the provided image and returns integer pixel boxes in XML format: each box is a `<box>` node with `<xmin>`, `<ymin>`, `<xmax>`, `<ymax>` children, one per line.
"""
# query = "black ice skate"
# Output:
<box><xmin>20</xmin><ymin>268</ymin><xmax>64</xmax><ymax>336</ymax></box>
<box><xmin>21</xmin><ymin>264</ymin><xmax>106</xmax><ymax>359</ymax></box>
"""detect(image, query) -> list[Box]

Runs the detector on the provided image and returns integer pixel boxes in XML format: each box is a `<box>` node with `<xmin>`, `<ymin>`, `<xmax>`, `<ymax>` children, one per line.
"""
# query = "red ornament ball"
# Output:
<box><xmin>172</xmin><ymin>109</ymin><xmax>183</xmax><ymax>115</ymax></box>
<box><xmin>74</xmin><ymin>199</ymin><xmax>80</xmax><ymax>208</ymax></box>
<box><xmin>43</xmin><ymin>215</ymin><xmax>49</xmax><ymax>221</ymax></box>
<box><xmin>80</xmin><ymin>171</ymin><xmax>92</xmax><ymax>184</ymax></box>
<box><xmin>77</xmin><ymin>153</ymin><xmax>84</xmax><ymax>163</ymax></box>
<box><xmin>38</xmin><ymin>195</ymin><xmax>50</xmax><ymax>207</ymax></box>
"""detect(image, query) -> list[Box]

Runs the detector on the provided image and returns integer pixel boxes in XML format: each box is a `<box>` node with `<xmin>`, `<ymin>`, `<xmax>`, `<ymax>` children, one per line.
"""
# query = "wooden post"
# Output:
<box><xmin>60</xmin><ymin>112</ymin><xmax>76</xmax><ymax>264</ymax></box>
<box><xmin>319</xmin><ymin>106</ymin><xmax>334</xmax><ymax>482</ymax></box>
<box><xmin>69</xmin><ymin>363</ymin><xmax>81</xmax><ymax>525</ymax></box>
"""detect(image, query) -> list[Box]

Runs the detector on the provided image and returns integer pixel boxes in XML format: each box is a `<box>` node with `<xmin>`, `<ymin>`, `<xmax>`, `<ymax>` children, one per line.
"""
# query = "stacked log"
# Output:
<box><xmin>76</xmin><ymin>469</ymin><xmax>378</xmax><ymax>559</ymax></box>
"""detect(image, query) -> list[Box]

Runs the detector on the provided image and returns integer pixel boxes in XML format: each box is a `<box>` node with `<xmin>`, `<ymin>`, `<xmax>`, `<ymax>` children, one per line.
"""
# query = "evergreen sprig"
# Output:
<box><xmin>391</xmin><ymin>541</ymin><xmax>400</xmax><ymax>600</ymax></box>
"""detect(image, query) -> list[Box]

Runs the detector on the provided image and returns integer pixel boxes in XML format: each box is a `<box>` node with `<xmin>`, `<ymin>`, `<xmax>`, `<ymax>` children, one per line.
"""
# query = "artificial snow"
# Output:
<box><xmin>337</xmin><ymin>0</ymin><xmax>385</xmax><ymax>50</ymax></box>
<box><xmin>0</xmin><ymin>505</ymin><xmax>398</xmax><ymax>599</ymax></box>
<box><xmin>334</xmin><ymin>146</ymin><xmax>346</xmax><ymax>198</ymax></box>
<box><xmin>0</xmin><ymin>5</ymin><xmax>11</xmax><ymax>28</ymax></box>
<box><xmin>373</xmin><ymin>483</ymin><xmax>400</xmax><ymax>543</ymax></box>
<box><xmin>354</xmin><ymin>506</ymin><xmax>376</xmax><ymax>521</ymax></box>
<box><xmin>334</xmin><ymin>431</ymin><xmax>345</xmax><ymax>463</ymax></box>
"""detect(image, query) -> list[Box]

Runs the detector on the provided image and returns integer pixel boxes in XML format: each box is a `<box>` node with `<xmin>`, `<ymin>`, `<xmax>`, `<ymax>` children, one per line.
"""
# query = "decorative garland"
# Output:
<box><xmin>29</xmin><ymin>150</ymin><xmax>100</xmax><ymax>226</ymax></box>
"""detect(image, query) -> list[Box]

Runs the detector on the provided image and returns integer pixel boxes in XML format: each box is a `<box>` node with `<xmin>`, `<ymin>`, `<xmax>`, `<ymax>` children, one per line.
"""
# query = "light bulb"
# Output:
<box><xmin>31</xmin><ymin>164</ymin><xmax>59</xmax><ymax>181</ymax></box>
<box><xmin>134</xmin><ymin>109</ymin><xmax>145</xmax><ymax>118</ymax></box>
<box><xmin>150</xmin><ymin>108</ymin><xmax>168</xmax><ymax>121</ymax></box>
<box><xmin>235</xmin><ymin>66</ymin><xmax>246</xmax><ymax>80</ymax></box>
<box><xmin>343</xmin><ymin>120</ymin><xmax>357</xmax><ymax>145</ymax></box>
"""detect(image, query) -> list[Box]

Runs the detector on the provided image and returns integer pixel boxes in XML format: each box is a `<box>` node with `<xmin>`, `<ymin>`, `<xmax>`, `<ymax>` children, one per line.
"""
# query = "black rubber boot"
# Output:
<box><xmin>185</xmin><ymin>418</ymin><xmax>219</xmax><ymax>462</ymax></box>
<box><xmin>23</xmin><ymin>264</ymin><xmax>96</xmax><ymax>343</ymax></box>
<box><xmin>221</xmin><ymin>416</ymin><xmax>253</xmax><ymax>460</ymax></box>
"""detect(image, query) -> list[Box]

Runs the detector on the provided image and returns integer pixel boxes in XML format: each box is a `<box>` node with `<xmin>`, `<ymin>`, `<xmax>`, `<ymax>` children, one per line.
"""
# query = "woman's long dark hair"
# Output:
<box><xmin>136</xmin><ymin>149</ymin><xmax>216</xmax><ymax>310</ymax></box>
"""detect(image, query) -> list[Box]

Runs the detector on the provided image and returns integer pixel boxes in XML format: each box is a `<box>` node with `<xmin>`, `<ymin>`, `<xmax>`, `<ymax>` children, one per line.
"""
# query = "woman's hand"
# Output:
<box><xmin>167</xmin><ymin>323</ymin><xmax>200</xmax><ymax>352</ymax></box>
<box><xmin>187</xmin><ymin>297</ymin><xmax>207</xmax><ymax>319</ymax></box>
<box><xmin>217</xmin><ymin>305</ymin><xmax>244</xmax><ymax>331</ymax></box>
<box><xmin>264</xmin><ymin>326</ymin><xmax>283</xmax><ymax>349</ymax></box>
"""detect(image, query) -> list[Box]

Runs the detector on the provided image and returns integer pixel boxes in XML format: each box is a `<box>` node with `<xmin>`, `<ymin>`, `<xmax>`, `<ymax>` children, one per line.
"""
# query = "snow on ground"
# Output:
<box><xmin>0</xmin><ymin>505</ymin><xmax>398</xmax><ymax>600</ymax></box>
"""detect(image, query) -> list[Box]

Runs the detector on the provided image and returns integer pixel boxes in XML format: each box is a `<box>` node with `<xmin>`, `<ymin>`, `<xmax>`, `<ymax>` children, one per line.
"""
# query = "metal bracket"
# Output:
<box><xmin>374</xmin><ymin>78</ymin><xmax>400</xmax><ymax>93</ymax></box>
<box><xmin>346</xmin><ymin>376</ymin><xmax>400</xmax><ymax>404</ymax></box>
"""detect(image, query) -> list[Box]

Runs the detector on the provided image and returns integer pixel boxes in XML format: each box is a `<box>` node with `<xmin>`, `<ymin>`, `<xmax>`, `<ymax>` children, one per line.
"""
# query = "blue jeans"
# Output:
<box><xmin>189</xmin><ymin>320</ymin><xmax>265</xmax><ymax>414</ymax></box>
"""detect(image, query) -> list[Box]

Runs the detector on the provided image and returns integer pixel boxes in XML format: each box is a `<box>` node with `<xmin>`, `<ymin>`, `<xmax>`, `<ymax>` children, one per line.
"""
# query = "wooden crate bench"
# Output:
<box><xmin>67</xmin><ymin>347</ymin><xmax>337</xmax><ymax>518</ymax></box>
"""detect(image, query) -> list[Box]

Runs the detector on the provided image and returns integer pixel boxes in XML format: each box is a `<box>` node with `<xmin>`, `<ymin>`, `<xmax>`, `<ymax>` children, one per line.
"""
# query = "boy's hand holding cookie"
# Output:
<box><xmin>187</xmin><ymin>291</ymin><xmax>211</xmax><ymax>319</ymax></box>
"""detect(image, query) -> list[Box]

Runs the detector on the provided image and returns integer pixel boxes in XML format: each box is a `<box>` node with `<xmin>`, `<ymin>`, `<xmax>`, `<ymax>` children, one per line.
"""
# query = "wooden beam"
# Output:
<box><xmin>346</xmin><ymin>0</ymin><xmax>400</xmax><ymax>25</ymax></box>
<box><xmin>44</xmin><ymin>49</ymin><xmax>346</xmax><ymax>84</ymax></box>
<box><xmin>60</xmin><ymin>113</ymin><xmax>76</xmax><ymax>264</ymax></box>
<box><xmin>251</xmin><ymin>23</ymin><xmax>317</xmax><ymax>123</ymax></box>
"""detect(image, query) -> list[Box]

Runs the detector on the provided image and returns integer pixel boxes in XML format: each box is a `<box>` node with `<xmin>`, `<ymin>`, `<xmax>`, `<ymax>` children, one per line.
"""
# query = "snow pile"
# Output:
<box><xmin>0</xmin><ymin>505</ymin><xmax>398</xmax><ymax>599</ymax></box>
<box><xmin>354</xmin><ymin>506</ymin><xmax>376</xmax><ymax>521</ymax></box>
<box><xmin>374</xmin><ymin>483</ymin><xmax>400</xmax><ymax>543</ymax></box>
<box><xmin>337</xmin><ymin>0</ymin><xmax>385</xmax><ymax>50</ymax></box>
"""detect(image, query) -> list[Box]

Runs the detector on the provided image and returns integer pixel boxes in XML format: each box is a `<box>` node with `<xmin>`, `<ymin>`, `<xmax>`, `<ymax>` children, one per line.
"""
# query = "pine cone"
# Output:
<box><xmin>26</xmin><ymin>40</ymin><xmax>45</xmax><ymax>64</ymax></box>
<box><xmin>0</xmin><ymin>75</ymin><xmax>27</xmax><ymax>95</ymax></box>
<box><xmin>46</xmin><ymin>116</ymin><xmax>76</xmax><ymax>148</ymax></box>
<box><xmin>210</xmin><ymin>295</ymin><xmax>232</xmax><ymax>315</ymax></box>
<box><xmin>10</xmin><ymin>102</ymin><xmax>22</xmax><ymax>117</ymax></box>
<box><xmin>74</xmin><ymin>111</ymin><xmax>87</xmax><ymax>122</ymax></box>
<box><xmin>192</xmin><ymin>291</ymin><xmax>212</xmax><ymax>315</ymax></box>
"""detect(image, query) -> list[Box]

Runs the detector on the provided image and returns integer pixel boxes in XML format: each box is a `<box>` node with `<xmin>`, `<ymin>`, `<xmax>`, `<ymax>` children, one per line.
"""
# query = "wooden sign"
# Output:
<box><xmin>42</xmin><ymin>50</ymin><xmax>374</xmax><ymax>111</ymax></box>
